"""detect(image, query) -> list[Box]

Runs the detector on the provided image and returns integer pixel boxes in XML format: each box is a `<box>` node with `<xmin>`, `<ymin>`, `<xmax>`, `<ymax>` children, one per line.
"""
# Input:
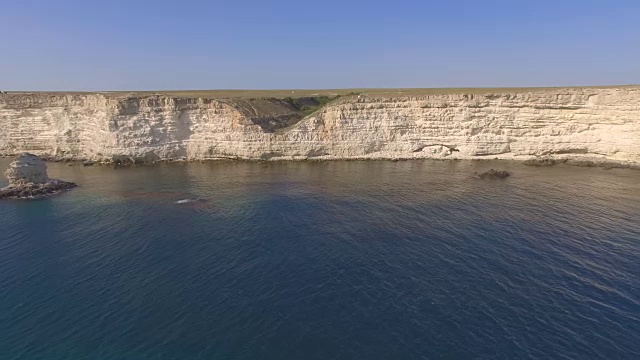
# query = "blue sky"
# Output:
<box><xmin>1</xmin><ymin>0</ymin><xmax>638</xmax><ymax>90</ymax></box>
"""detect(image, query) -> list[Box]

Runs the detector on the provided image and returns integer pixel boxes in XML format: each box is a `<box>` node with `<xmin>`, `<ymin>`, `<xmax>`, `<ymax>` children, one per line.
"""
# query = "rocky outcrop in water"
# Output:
<box><xmin>476</xmin><ymin>169</ymin><xmax>511</xmax><ymax>179</ymax></box>
<box><xmin>0</xmin><ymin>153</ymin><xmax>77</xmax><ymax>199</ymax></box>
<box><xmin>1</xmin><ymin>87</ymin><xmax>639</xmax><ymax>166</ymax></box>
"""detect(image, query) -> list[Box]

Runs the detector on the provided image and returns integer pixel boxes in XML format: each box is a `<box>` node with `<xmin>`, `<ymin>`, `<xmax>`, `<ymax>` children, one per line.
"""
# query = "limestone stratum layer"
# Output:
<box><xmin>1</xmin><ymin>87</ymin><xmax>639</xmax><ymax>166</ymax></box>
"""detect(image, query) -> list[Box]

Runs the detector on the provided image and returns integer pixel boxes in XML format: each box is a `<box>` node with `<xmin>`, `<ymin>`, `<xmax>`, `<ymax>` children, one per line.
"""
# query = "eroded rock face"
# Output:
<box><xmin>4</xmin><ymin>153</ymin><xmax>50</xmax><ymax>185</ymax></box>
<box><xmin>1</xmin><ymin>153</ymin><xmax>77</xmax><ymax>199</ymax></box>
<box><xmin>0</xmin><ymin>87</ymin><xmax>639</xmax><ymax>166</ymax></box>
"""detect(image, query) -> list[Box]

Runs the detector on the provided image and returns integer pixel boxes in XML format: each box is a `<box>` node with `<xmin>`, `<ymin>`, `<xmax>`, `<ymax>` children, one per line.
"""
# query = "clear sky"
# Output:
<box><xmin>1</xmin><ymin>0</ymin><xmax>638</xmax><ymax>91</ymax></box>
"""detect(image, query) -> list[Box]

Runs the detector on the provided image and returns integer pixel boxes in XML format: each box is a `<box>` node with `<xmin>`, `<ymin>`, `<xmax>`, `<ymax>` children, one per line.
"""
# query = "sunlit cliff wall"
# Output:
<box><xmin>1</xmin><ymin>87</ymin><xmax>638</xmax><ymax>165</ymax></box>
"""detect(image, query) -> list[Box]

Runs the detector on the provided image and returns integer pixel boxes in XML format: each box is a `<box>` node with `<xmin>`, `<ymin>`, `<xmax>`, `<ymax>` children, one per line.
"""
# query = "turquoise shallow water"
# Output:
<box><xmin>1</xmin><ymin>159</ymin><xmax>639</xmax><ymax>359</ymax></box>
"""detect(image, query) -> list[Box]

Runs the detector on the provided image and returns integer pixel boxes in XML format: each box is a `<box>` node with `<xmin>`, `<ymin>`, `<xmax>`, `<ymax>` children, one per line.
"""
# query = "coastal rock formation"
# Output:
<box><xmin>0</xmin><ymin>153</ymin><xmax>77</xmax><ymax>199</ymax></box>
<box><xmin>1</xmin><ymin>87</ymin><xmax>639</xmax><ymax>167</ymax></box>
<box><xmin>5</xmin><ymin>152</ymin><xmax>50</xmax><ymax>184</ymax></box>
<box><xmin>476</xmin><ymin>169</ymin><xmax>511</xmax><ymax>179</ymax></box>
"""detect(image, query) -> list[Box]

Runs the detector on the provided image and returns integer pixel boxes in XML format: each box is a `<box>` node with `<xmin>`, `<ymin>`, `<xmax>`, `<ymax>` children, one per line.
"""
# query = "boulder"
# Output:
<box><xmin>1</xmin><ymin>153</ymin><xmax>77</xmax><ymax>199</ymax></box>
<box><xmin>476</xmin><ymin>169</ymin><xmax>511</xmax><ymax>179</ymax></box>
<box><xmin>522</xmin><ymin>158</ymin><xmax>566</xmax><ymax>167</ymax></box>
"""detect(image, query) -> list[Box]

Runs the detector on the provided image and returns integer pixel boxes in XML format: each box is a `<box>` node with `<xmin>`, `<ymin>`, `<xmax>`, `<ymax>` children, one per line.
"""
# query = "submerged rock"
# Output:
<box><xmin>476</xmin><ymin>169</ymin><xmax>511</xmax><ymax>179</ymax></box>
<box><xmin>522</xmin><ymin>158</ymin><xmax>566</xmax><ymax>167</ymax></box>
<box><xmin>0</xmin><ymin>153</ymin><xmax>77</xmax><ymax>199</ymax></box>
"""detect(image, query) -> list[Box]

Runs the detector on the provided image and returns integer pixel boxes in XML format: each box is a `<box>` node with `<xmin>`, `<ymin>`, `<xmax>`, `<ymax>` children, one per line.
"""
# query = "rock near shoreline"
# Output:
<box><xmin>0</xmin><ymin>153</ymin><xmax>77</xmax><ymax>199</ymax></box>
<box><xmin>476</xmin><ymin>169</ymin><xmax>511</xmax><ymax>179</ymax></box>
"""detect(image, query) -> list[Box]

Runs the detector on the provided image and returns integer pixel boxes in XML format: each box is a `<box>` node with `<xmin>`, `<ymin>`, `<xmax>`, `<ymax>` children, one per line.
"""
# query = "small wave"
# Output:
<box><xmin>175</xmin><ymin>198</ymin><xmax>208</xmax><ymax>205</ymax></box>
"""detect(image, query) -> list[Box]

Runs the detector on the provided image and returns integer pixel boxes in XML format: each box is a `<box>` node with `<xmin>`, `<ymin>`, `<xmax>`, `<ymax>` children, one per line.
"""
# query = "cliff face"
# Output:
<box><xmin>1</xmin><ymin>87</ymin><xmax>639</xmax><ymax>165</ymax></box>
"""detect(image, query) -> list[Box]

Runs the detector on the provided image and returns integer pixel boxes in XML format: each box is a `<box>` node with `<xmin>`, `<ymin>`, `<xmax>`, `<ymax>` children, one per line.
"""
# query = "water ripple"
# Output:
<box><xmin>0</xmin><ymin>160</ymin><xmax>639</xmax><ymax>359</ymax></box>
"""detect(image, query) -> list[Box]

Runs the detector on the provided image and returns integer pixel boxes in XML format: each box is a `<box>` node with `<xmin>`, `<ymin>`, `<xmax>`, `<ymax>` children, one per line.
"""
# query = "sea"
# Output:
<box><xmin>1</xmin><ymin>159</ymin><xmax>639</xmax><ymax>359</ymax></box>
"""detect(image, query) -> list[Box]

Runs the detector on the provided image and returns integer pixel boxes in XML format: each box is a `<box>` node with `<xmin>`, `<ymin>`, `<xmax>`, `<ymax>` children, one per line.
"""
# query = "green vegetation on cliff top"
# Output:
<box><xmin>4</xmin><ymin>85</ymin><xmax>637</xmax><ymax>99</ymax></box>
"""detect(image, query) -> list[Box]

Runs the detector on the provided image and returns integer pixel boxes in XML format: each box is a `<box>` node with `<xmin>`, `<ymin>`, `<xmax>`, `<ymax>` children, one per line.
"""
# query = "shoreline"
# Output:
<box><xmin>3</xmin><ymin>154</ymin><xmax>638</xmax><ymax>170</ymax></box>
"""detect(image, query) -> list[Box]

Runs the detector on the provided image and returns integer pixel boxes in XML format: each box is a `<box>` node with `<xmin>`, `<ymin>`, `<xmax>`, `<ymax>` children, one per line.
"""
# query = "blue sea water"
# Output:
<box><xmin>1</xmin><ymin>159</ymin><xmax>639</xmax><ymax>359</ymax></box>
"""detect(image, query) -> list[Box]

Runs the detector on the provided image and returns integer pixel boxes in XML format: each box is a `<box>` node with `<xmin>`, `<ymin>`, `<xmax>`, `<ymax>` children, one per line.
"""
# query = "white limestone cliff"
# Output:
<box><xmin>1</xmin><ymin>87</ymin><xmax>639</xmax><ymax>166</ymax></box>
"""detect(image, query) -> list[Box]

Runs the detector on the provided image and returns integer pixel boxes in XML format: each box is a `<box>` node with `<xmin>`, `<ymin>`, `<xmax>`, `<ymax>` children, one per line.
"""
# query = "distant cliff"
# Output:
<box><xmin>1</xmin><ymin>87</ymin><xmax>639</xmax><ymax>166</ymax></box>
